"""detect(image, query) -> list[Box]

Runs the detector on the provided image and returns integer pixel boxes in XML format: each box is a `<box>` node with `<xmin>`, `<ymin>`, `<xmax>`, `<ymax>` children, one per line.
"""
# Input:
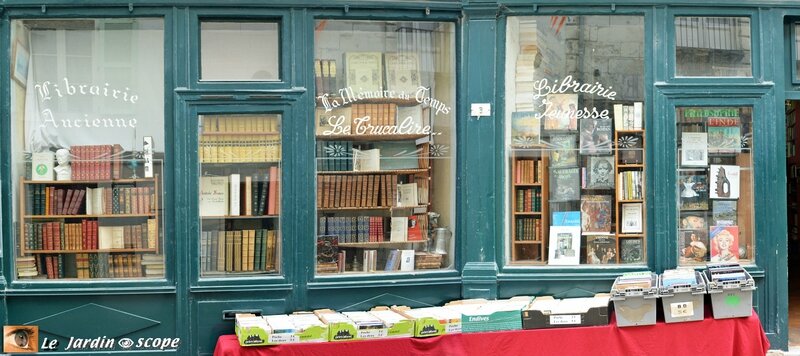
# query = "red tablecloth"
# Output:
<box><xmin>214</xmin><ymin>309</ymin><xmax>770</xmax><ymax>356</ymax></box>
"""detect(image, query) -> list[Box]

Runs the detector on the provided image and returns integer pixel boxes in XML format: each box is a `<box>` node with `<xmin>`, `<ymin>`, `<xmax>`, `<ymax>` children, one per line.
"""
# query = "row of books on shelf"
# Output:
<box><xmin>317</xmin><ymin>175</ymin><xmax>424</xmax><ymax>209</ymax></box>
<box><xmin>317</xmin><ymin>141</ymin><xmax>424</xmax><ymax>172</ymax></box>
<box><xmin>17</xmin><ymin>253</ymin><xmax>164</xmax><ymax>279</ymax></box>
<box><xmin>514</xmin><ymin>159</ymin><xmax>544</xmax><ymax>184</ymax></box>
<box><xmin>318</xmin><ymin>214</ymin><xmax>426</xmax><ymax>243</ymax></box>
<box><xmin>515</xmin><ymin>187</ymin><xmax>542</xmax><ymax>213</ymax></box>
<box><xmin>199</xmin><ymin>229</ymin><xmax>278</xmax><ymax>273</ymax></box>
<box><xmin>613</xmin><ymin>103</ymin><xmax>644</xmax><ymax>131</ymax></box>
<box><xmin>62</xmin><ymin>144</ymin><xmax>124</xmax><ymax>181</ymax></box>
<box><xmin>27</xmin><ymin>185</ymin><xmax>155</xmax><ymax>216</ymax></box>
<box><xmin>199</xmin><ymin>169</ymin><xmax>280</xmax><ymax>217</ymax></box>
<box><xmin>515</xmin><ymin>217</ymin><xmax>542</xmax><ymax>241</ymax></box>
<box><xmin>199</xmin><ymin>136</ymin><xmax>281</xmax><ymax>163</ymax></box>
<box><xmin>202</xmin><ymin>115</ymin><xmax>279</xmax><ymax>134</ymax></box>
<box><xmin>618</xmin><ymin>171</ymin><xmax>644</xmax><ymax>201</ymax></box>
<box><xmin>316</xmin><ymin>52</ymin><xmax>422</xmax><ymax>96</ymax></box>
<box><xmin>24</xmin><ymin>220</ymin><xmax>157</xmax><ymax>251</ymax></box>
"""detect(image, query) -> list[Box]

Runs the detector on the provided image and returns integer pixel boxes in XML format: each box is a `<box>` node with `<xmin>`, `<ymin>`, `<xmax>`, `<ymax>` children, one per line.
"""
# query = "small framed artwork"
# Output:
<box><xmin>12</xmin><ymin>41</ymin><xmax>30</xmax><ymax>87</ymax></box>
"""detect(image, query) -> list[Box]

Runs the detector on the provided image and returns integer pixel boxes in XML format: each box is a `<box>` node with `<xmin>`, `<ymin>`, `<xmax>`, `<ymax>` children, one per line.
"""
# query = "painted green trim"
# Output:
<box><xmin>3</xmin><ymin>286</ymin><xmax>177</xmax><ymax>296</ymax></box>
<box><xmin>308</xmin><ymin>275</ymin><xmax>462</xmax><ymax>290</ymax></box>
<box><xmin>0</xmin><ymin>0</ymin><xmax>463</xmax><ymax>11</ymax></box>
<box><xmin>189</xmin><ymin>284</ymin><xmax>294</xmax><ymax>293</ymax></box>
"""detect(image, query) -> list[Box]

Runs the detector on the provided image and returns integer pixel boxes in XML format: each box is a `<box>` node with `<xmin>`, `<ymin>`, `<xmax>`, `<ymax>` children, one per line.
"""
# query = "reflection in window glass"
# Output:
<box><xmin>201</xmin><ymin>21</ymin><xmax>279</xmax><ymax>81</ymax></box>
<box><xmin>10</xmin><ymin>18</ymin><xmax>166</xmax><ymax>281</ymax></box>
<box><xmin>675</xmin><ymin>17</ymin><xmax>752</xmax><ymax>77</ymax></box>
<box><xmin>676</xmin><ymin>107</ymin><xmax>754</xmax><ymax>266</ymax></box>
<box><xmin>795</xmin><ymin>24</ymin><xmax>800</xmax><ymax>82</ymax></box>
<box><xmin>313</xmin><ymin>20</ymin><xmax>456</xmax><ymax>275</ymax></box>
<box><xmin>198</xmin><ymin>114</ymin><xmax>282</xmax><ymax>277</ymax></box>
<box><xmin>504</xmin><ymin>16</ymin><xmax>646</xmax><ymax>265</ymax></box>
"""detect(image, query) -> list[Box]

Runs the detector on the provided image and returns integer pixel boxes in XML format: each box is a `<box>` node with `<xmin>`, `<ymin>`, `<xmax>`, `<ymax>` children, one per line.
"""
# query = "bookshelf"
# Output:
<box><xmin>198</xmin><ymin>114</ymin><xmax>282</xmax><ymax>276</ymax></box>
<box><xmin>788</xmin><ymin>102</ymin><xmax>800</xmax><ymax>249</ymax></box>
<box><xmin>509</xmin><ymin>148</ymin><xmax>549</xmax><ymax>264</ymax></box>
<box><xmin>18</xmin><ymin>174</ymin><xmax>162</xmax><ymax>279</ymax></box>
<box><xmin>615</xmin><ymin>130</ymin><xmax>646</xmax><ymax>263</ymax></box>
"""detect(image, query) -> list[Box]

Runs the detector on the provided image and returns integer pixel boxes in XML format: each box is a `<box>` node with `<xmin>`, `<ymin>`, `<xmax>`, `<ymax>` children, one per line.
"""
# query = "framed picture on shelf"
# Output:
<box><xmin>547</xmin><ymin>225</ymin><xmax>581</xmax><ymax>265</ymax></box>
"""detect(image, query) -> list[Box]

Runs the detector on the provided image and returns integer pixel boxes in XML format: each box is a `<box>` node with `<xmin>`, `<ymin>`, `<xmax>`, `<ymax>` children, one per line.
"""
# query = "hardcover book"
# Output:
<box><xmin>709</xmin><ymin>165</ymin><xmax>740</xmax><ymax>200</ymax></box>
<box><xmin>680</xmin><ymin>229</ymin><xmax>709</xmax><ymax>263</ymax></box>
<box><xmin>384</xmin><ymin>53</ymin><xmax>421</xmax><ymax>94</ymax></box>
<box><xmin>586</xmin><ymin>156</ymin><xmax>615</xmax><ymax>189</ymax></box>
<box><xmin>316</xmin><ymin>235</ymin><xmax>339</xmax><ymax>266</ymax></box>
<box><xmin>680</xmin><ymin>212</ymin><xmax>708</xmax><ymax>230</ymax></box>
<box><xmin>619</xmin><ymin>238</ymin><xmax>643</xmax><ymax>264</ymax></box>
<box><xmin>620</xmin><ymin>203</ymin><xmax>643</xmax><ymax>234</ymax></box>
<box><xmin>712</xmin><ymin>200</ymin><xmax>738</xmax><ymax>226</ymax></box>
<box><xmin>551</xmin><ymin>211</ymin><xmax>581</xmax><ymax>227</ymax></box>
<box><xmin>511</xmin><ymin>111</ymin><xmax>541</xmax><ymax>147</ymax></box>
<box><xmin>586</xmin><ymin>235</ymin><xmax>617</xmax><ymax>264</ymax></box>
<box><xmin>679</xmin><ymin>172</ymin><xmax>708</xmax><ymax>210</ymax></box>
<box><xmin>353</xmin><ymin>148</ymin><xmax>380</xmax><ymax>172</ymax></box>
<box><xmin>579</xmin><ymin>118</ymin><xmax>612</xmax><ymax>155</ymax></box>
<box><xmin>543</xmin><ymin>94</ymin><xmax>578</xmax><ymax>131</ymax></box>
<box><xmin>345</xmin><ymin>52</ymin><xmax>384</xmax><ymax>93</ymax></box>
<box><xmin>681</xmin><ymin>132</ymin><xmax>708</xmax><ymax>167</ymax></box>
<box><xmin>547</xmin><ymin>226</ymin><xmax>581</xmax><ymax>265</ymax></box>
<box><xmin>549</xmin><ymin>167</ymin><xmax>580</xmax><ymax>202</ymax></box>
<box><xmin>707</xmin><ymin>117</ymin><xmax>741</xmax><ymax>154</ymax></box>
<box><xmin>32</xmin><ymin>151</ymin><xmax>55</xmax><ymax>181</ymax></box>
<box><xmin>548</xmin><ymin>134</ymin><xmax>578</xmax><ymax>168</ymax></box>
<box><xmin>199</xmin><ymin>176</ymin><xmax>229</xmax><ymax>216</ymax></box>
<box><xmin>710</xmin><ymin>225</ymin><xmax>739</xmax><ymax>262</ymax></box>
<box><xmin>316</xmin><ymin>107</ymin><xmax>352</xmax><ymax>136</ymax></box>
<box><xmin>580</xmin><ymin>195</ymin><xmax>612</xmax><ymax>234</ymax></box>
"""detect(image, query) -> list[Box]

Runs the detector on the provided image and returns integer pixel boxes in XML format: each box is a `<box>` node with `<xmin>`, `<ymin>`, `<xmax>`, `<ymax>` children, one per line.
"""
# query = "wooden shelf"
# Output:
<box><xmin>338</xmin><ymin>241</ymin><xmax>426</xmax><ymax>248</ymax></box>
<box><xmin>201</xmin><ymin>215</ymin><xmax>279</xmax><ymax>219</ymax></box>
<box><xmin>25</xmin><ymin>214</ymin><xmax>155</xmax><ymax>219</ymax></box>
<box><xmin>318</xmin><ymin>168</ymin><xmax>429</xmax><ymax>175</ymax></box>
<box><xmin>316</xmin><ymin>134</ymin><xmax>428</xmax><ymax>142</ymax></box>
<box><xmin>510</xmin><ymin>152</ymin><xmax>549</xmax><ymax>263</ymax></box>
<box><xmin>318</xmin><ymin>205</ymin><xmax>428</xmax><ymax>212</ymax></box>
<box><xmin>23</xmin><ymin>178</ymin><xmax>155</xmax><ymax>185</ymax></box>
<box><xmin>316</xmin><ymin>97</ymin><xmax>421</xmax><ymax>107</ymax></box>
<box><xmin>201</xmin><ymin>132</ymin><xmax>279</xmax><ymax>136</ymax></box>
<box><xmin>513</xmin><ymin>183</ymin><xmax>542</xmax><ymax>187</ymax></box>
<box><xmin>617</xmin><ymin>199</ymin><xmax>644</xmax><ymax>203</ymax></box>
<box><xmin>617</xmin><ymin>233</ymin><xmax>644</xmax><ymax>238</ymax></box>
<box><xmin>617</xmin><ymin>164</ymin><xmax>644</xmax><ymax>168</ymax></box>
<box><xmin>513</xmin><ymin>212</ymin><xmax>542</xmax><ymax>216</ymax></box>
<box><xmin>512</xmin><ymin>240</ymin><xmax>542</xmax><ymax>244</ymax></box>
<box><xmin>24</xmin><ymin>248</ymin><xmax>158</xmax><ymax>254</ymax></box>
<box><xmin>616</xmin><ymin>129</ymin><xmax>644</xmax><ymax>133</ymax></box>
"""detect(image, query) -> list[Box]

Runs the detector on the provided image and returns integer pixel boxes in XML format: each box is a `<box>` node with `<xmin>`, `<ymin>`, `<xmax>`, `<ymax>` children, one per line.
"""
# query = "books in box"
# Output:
<box><xmin>522</xmin><ymin>294</ymin><xmax>610</xmax><ymax>329</ymax></box>
<box><xmin>391</xmin><ymin>306</ymin><xmax>461</xmax><ymax>337</ymax></box>
<box><xmin>235</xmin><ymin>313</ymin><xmax>328</xmax><ymax>346</ymax></box>
<box><xmin>368</xmin><ymin>307</ymin><xmax>415</xmax><ymax>338</ymax></box>
<box><xmin>451</xmin><ymin>297</ymin><xmax>533</xmax><ymax>333</ymax></box>
<box><xmin>314</xmin><ymin>309</ymin><xmax>385</xmax><ymax>341</ymax></box>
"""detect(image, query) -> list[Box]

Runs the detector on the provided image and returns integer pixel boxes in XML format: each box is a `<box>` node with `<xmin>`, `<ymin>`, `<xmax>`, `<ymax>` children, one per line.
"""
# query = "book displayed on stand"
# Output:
<box><xmin>199</xmin><ymin>114</ymin><xmax>282</xmax><ymax>277</ymax></box>
<box><xmin>17</xmin><ymin>148</ymin><xmax>163</xmax><ymax>280</ymax></box>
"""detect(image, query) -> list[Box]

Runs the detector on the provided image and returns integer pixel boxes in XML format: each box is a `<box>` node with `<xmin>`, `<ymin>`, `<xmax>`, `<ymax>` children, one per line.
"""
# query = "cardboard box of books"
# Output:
<box><xmin>234</xmin><ymin>313</ymin><xmax>328</xmax><ymax>346</ymax></box>
<box><xmin>658</xmin><ymin>268</ymin><xmax>707</xmax><ymax>323</ymax></box>
<box><xmin>314</xmin><ymin>309</ymin><xmax>387</xmax><ymax>341</ymax></box>
<box><xmin>391</xmin><ymin>306</ymin><xmax>461</xmax><ymax>337</ymax></box>
<box><xmin>522</xmin><ymin>294</ymin><xmax>610</xmax><ymax>329</ymax></box>
<box><xmin>704</xmin><ymin>262</ymin><xmax>755</xmax><ymax>319</ymax></box>
<box><xmin>368</xmin><ymin>307</ymin><xmax>416</xmax><ymax>338</ymax></box>
<box><xmin>448</xmin><ymin>297</ymin><xmax>533</xmax><ymax>333</ymax></box>
<box><xmin>610</xmin><ymin>272</ymin><xmax>659</xmax><ymax>327</ymax></box>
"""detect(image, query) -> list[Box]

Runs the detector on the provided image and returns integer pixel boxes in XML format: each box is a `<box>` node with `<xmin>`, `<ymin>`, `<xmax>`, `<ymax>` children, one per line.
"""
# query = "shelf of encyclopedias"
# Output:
<box><xmin>198</xmin><ymin>114</ymin><xmax>282</xmax><ymax>277</ymax></box>
<box><xmin>509</xmin><ymin>147</ymin><xmax>549</xmax><ymax>263</ymax></box>
<box><xmin>17</xmin><ymin>156</ymin><xmax>163</xmax><ymax>280</ymax></box>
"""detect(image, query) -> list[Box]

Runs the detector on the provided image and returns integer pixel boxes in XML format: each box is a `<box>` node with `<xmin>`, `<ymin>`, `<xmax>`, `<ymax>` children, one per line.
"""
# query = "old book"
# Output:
<box><xmin>712</xmin><ymin>200</ymin><xmax>737</xmax><ymax>226</ymax></box>
<box><xmin>268</xmin><ymin>166</ymin><xmax>279</xmax><ymax>215</ymax></box>
<box><xmin>680</xmin><ymin>229</ymin><xmax>709</xmax><ymax>263</ymax></box>
<box><xmin>399</xmin><ymin>249</ymin><xmax>415</xmax><ymax>271</ymax></box>
<box><xmin>397</xmin><ymin>183</ymin><xmax>419</xmax><ymax>207</ymax></box>
<box><xmin>580</xmin><ymin>195</ymin><xmax>612</xmax><ymax>234</ymax></box>
<box><xmin>384</xmin><ymin>53</ymin><xmax>421</xmax><ymax>94</ymax></box>
<box><xmin>344</xmin><ymin>52</ymin><xmax>384</xmax><ymax>92</ymax></box>
<box><xmin>229</xmin><ymin>174</ymin><xmax>241</xmax><ymax>216</ymax></box>
<box><xmin>390</xmin><ymin>217</ymin><xmax>409</xmax><ymax>242</ymax></box>
<box><xmin>353</xmin><ymin>148</ymin><xmax>380</xmax><ymax>172</ymax></box>
<box><xmin>32</xmin><ymin>151</ymin><xmax>55</xmax><ymax>181</ymax></box>
<box><xmin>407</xmin><ymin>215</ymin><xmax>424</xmax><ymax>241</ymax></box>
<box><xmin>620</xmin><ymin>203</ymin><xmax>643</xmax><ymax>234</ymax></box>
<box><xmin>217</xmin><ymin>231</ymin><xmax>226</xmax><ymax>272</ymax></box>
<box><xmin>200</xmin><ymin>176</ymin><xmax>229</xmax><ymax>216</ymax></box>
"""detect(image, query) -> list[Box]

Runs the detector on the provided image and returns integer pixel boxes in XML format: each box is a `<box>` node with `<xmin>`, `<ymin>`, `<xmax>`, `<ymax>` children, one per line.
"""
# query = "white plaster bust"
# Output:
<box><xmin>54</xmin><ymin>148</ymin><xmax>72</xmax><ymax>181</ymax></box>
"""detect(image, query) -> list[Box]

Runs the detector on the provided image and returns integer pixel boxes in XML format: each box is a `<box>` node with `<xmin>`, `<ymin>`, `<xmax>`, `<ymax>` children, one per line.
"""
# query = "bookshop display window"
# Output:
<box><xmin>200</xmin><ymin>21</ymin><xmax>280</xmax><ymax>81</ymax></box>
<box><xmin>676</xmin><ymin>106</ymin><xmax>754</xmax><ymax>266</ymax></box>
<box><xmin>504</xmin><ymin>15</ymin><xmax>646</xmax><ymax>265</ymax></box>
<box><xmin>313</xmin><ymin>20</ymin><xmax>456</xmax><ymax>275</ymax></box>
<box><xmin>198</xmin><ymin>114</ymin><xmax>282</xmax><ymax>277</ymax></box>
<box><xmin>9</xmin><ymin>18</ymin><xmax>166</xmax><ymax>280</ymax></box>
<box><xmin>795</xmin><ymin>23</ymin><xmax>800</xmax><ymax>82</ymax></box>
<box><xmin>675</xmin><ymin>16</ymin><xmax>752</xmax><ymax>77</ymax></box>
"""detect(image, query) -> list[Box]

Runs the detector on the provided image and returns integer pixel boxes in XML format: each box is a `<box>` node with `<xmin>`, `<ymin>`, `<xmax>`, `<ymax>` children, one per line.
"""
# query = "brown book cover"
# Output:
<box><xmin>233</xmin><ymin>230</ymin><xmax>243</xmax><ymax>272</ymax></box>
<box><xmin>217</xmin><ymin>231</ymin><xmax>226</xmax><ymax>272</ymax></box>
<box><xmin>248</xmin><ymin>230</ymin><xmax>256</xmax><ymax>271</ymax></box>
<box><xmin>225</xmin><ymin>231</ymin><xmax>234</xmax><ymax>272</ymax></box>
<box><xmin>359</xmin><ymin>175</ymin><xmax>367</xmax><ymax>207</ymax></box>
<box><xmin>112</xmin><ymin>144</ymin><xmax>123</xmax><ymax>179</ymax></box>
<box><xmin>267</xmin><ymin>166</ymin><xmax>278</xmax><ymax>215</ymax></box>
<box><xmin>241</xmin><ymin>230</ymin><xmax>249</xmax><ymax>272</ymax></box>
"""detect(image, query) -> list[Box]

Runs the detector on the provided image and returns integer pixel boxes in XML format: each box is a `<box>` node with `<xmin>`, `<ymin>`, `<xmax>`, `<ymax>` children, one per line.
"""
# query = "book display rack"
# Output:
<box><xmin>199</xmin><ymin>114</ymin><xmax>281</xmax><ymax>277</ymax></box>
<box><xmin>509</xmin><ymin>149</ymin><xmax>549</xmax><ymax>262</ymax></box>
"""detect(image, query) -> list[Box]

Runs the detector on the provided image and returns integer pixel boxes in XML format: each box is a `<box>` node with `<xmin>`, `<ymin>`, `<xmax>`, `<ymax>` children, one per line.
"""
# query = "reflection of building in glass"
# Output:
<box><xmin>675</xmin><ymin>17</ymin><xmax>752</xmax><ymax>76</ymax></box>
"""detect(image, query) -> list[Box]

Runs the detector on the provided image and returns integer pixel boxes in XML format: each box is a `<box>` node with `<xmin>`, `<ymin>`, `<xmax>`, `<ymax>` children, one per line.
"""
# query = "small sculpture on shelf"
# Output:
<box><xmin>54</xmin><ymin>148</ymin><xmax>72</xmax><ymax>181</ymax></box>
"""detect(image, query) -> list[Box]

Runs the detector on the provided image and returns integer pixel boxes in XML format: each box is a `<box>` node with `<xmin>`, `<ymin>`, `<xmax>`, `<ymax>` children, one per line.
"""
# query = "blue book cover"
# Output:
<box><xmin>552</xmin><ymin>211</ymin><xmax>581</xmax><ymax>227</ymax></box>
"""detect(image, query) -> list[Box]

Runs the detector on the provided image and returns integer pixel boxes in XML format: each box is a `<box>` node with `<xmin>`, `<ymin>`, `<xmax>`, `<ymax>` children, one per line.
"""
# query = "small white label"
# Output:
<box><xmin>470</xmin><ymin>103</ymin><xmax>491</xmax><ymax>117</ymax></box>
<box><xmin>446</xmin><ymin>322</ymin><xmax>461</xmax><ymax>333</ymax></box>
<box><xmin>269</xmin><ymin>333</ymin><xmax>299</xmax><ymax>344</ymax></box>
<box><xmin>670</xmin><ymin>301</ymin><xmax>694</xmax><ymax>318</ymax></box>
<box><xmin>550</xmin><ymin>315</ymin><xmax>581</xmax><ymax>325</ymax></box>
<box><xmin>358</xmin><ymin>329</ymin><xmax>388</xmax><ymax>339</ymax></box>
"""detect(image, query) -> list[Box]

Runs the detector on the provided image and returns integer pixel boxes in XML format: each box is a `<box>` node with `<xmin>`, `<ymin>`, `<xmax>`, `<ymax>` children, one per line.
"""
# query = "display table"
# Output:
<box><xmin>214</xmin><ymin>309</ymin><xmax>770</xmax><ymax>356</ymax></box>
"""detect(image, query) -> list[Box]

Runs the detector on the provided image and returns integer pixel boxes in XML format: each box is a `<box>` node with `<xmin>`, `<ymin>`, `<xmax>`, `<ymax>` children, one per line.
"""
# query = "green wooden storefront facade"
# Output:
<box><xmin>0</xmin><ymin>0</ymin><xmax>794</xmax><ymax>354</ymax></box>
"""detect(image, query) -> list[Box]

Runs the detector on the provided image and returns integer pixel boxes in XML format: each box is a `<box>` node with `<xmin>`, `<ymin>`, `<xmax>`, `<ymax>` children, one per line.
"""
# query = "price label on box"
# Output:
<box><xmin>550</xmin><ymin>315</ymin><xmax>581</xmax><ymax>325</ymax></box>
<box><xmin>670</xmin><ymin>302</ymin><xmax>694</xmax><ymax>318</ymax></box>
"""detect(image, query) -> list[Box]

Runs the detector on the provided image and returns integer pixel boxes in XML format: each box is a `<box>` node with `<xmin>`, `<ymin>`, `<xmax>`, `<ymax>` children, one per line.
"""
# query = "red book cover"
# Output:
<box><xmin>45</xmin><ymin>256</ymin><xmax>54</xmax><ymax>279</ymax></box>
<box><xmin>77</xmin><ymin>146</ymin><xmax>85</xmax><ymax>181</ymax></box>
<box><xmin>72</xmin><ymin>146</ymin><xmax>80</xmax><ymax>181</ymax></box>
<box><xmin>81</xmin><ymin>220</ymin><xmax>87</xmax><ymax>249</ymax></box>
<box><xmin>267</xmin><ymin>166</ymin><xmax>278</xmax><ymax>215</ymax></box>
<box><xmin>93</xmin><ymin>221</ymin><xmax>99</xmax><ymax>250</ymax></box>
<box><xmin>57</xmin><ymin>189</ymin><xmax>66</xmax><ymax>215</ymax></box>
<box><xmin>91</xmin><ymin>145</ymin><xmax>99</xmax><ymax>180</ymax></box>
<box><xmin>45</xmin><ymin>222</ymin><xmax>53</xmax><ymax>250</ymax></box>
<box><xmin>63</xmin><ymin>189</ymin><xmax>74</xmax><ymax>215</ymax></box>
<box><xmin>71</xmin><ymin>189</ymin><xmax>86</xmax><ymax>215</ymax></box>
<box><xmin>112</xmin><ymin>144</ymin><xmax>123</xmax><ymax>179</ymax></box>
<box><xmin>54</xmin><ymin>222</ymin><xmax>61</xmax><ymax>250</ymax></box>
<box><xmin>407</xmin><ymin>215</ymin><xmax>423</xmax><ymax>241</ymax></box>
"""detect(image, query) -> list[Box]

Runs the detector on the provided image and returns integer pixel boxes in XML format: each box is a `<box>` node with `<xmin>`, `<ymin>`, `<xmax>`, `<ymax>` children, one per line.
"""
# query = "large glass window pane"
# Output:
<box><xmin>676</xmin><ymin>106</ymin><xmax>753</xmax><ymax>265</ymax></box>
<box><xmin>198</xmin><ymin>114</ymin><xmax>282</xmax><ymax>277</ymax></box>
<box><xmin>795</xmin><ymin>23</ymin><xmax>800</xmax><ymax>82</ymax></box>
<box><xmin>200</xmin><ymin>21</ymin><xmax>280</xmax><ymax>81</ymax></box>
<box><xmin>313</xmin><ymin>20</ymin><xmax>456</xmax><ymax>275</ymax></box>
<box><xmin>504</xmin><ymin>15</ymin><xmax>646</xmax><ymax>265</ymax></box>
<box><xmin>675</xmin><ymin>17</ymin><xmax>752</xmax><ymax>77</ymax></box>
<box><xmin>11</xmin><ymin>19</ymin><xmax>165</xmax><ymax>280</ymax></box>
